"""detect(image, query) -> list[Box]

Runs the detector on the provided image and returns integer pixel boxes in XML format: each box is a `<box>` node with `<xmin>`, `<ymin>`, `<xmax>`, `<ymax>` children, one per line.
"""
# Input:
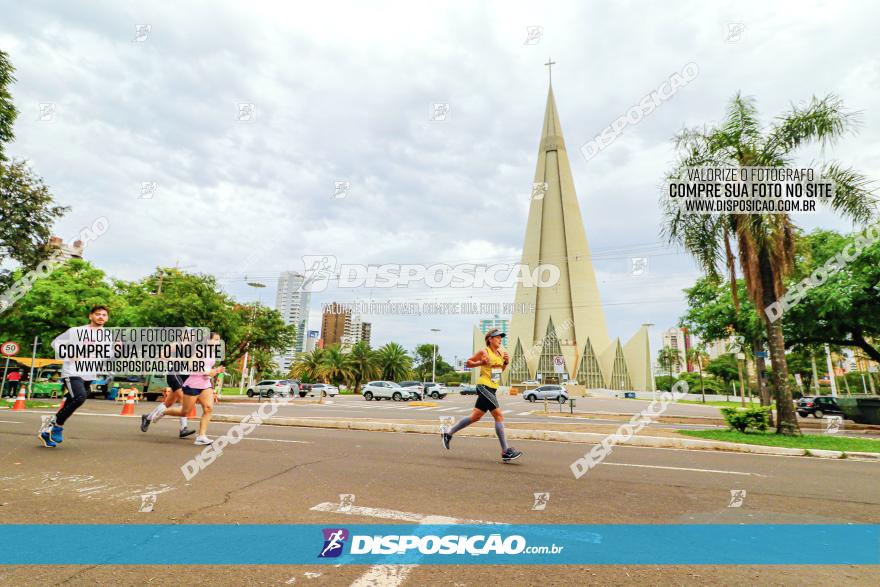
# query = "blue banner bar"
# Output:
<box><xmin>1</xmin><ymin>525</ymin><xmax>877</xmax><ymax>565</ymax></box>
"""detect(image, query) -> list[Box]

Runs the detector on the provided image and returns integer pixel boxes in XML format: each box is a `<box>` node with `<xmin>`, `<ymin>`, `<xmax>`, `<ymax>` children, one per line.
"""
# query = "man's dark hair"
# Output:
<box><xmin>89</xmin><ymin>305</ymin><xmax>110</xmax><ymax>315</ymax></box>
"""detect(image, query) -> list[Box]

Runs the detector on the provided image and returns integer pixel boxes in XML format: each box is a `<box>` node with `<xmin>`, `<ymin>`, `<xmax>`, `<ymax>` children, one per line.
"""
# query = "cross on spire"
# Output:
<box><xmin>544</xmin><ymin>57</ymin><xmax>556</xmax><ymax>86</ymax></box>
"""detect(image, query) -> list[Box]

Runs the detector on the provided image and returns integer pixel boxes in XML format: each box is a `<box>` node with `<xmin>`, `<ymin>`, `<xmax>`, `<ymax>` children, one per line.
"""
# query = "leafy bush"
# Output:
<box><xmin>720</xmin><ymin>406</ymin><xmax>772</xmax><ymax>433</ymax></box>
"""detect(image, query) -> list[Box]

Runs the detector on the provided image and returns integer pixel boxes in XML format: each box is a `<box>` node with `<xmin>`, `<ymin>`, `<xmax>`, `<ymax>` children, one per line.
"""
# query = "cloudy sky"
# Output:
<box><xmin>3</xmin><ymin>0</ymin><xmax>879</xmax><ymax>362</ymax></box>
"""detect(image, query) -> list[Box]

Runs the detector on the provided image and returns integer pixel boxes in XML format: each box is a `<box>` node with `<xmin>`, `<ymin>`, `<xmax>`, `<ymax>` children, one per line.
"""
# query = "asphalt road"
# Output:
<box><xmin>1</xmin><ymin>407</ymin><xmax>878</xmax><ymax>586</ymax></box>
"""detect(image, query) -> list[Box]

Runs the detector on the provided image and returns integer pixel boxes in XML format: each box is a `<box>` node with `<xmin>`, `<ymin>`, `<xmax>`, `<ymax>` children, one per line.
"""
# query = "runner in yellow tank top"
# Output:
<box><xmin>441</xmin><ymin>328</ymin><xmax>522</xmax><ymax>462</ymax></box>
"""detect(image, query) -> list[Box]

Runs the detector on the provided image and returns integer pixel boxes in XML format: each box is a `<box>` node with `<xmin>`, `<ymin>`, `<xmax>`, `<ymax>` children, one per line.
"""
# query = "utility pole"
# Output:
<box><xmin>811</xmin><ymin>352</ymin><xmax>821</xmax><ymax>392</ymax></box>
<box><xmin>26</xmin><ymin>336</ymin><xmax>39</xmax><ymax>400</ymax></box>
<box><xmin>430</xmin><ymin>328</ymin><xmax>441</xmax><ymax>383</ymax></box>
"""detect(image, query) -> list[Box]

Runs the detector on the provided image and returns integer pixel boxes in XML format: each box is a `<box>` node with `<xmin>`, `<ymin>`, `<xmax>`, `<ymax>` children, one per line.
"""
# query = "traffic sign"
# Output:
<box><xmin>1</xmin><ymin>341</ymin><xmax>20</xmax><ymax>357</ymax></box>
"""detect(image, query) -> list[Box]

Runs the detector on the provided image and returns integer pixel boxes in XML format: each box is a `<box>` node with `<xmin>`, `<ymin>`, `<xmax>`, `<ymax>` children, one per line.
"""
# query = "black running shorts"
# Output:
<box><xmin>474</xmin><ymin>384</ymin><xmax>500</xmax><ymax>413</ymax></box>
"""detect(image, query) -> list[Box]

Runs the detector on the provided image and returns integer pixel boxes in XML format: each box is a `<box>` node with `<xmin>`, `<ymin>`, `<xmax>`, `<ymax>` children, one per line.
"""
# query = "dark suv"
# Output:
<box><xmin>797</xmin><ymin>396</ymin><xmax>844</xmax><ymax>419</ymax></box>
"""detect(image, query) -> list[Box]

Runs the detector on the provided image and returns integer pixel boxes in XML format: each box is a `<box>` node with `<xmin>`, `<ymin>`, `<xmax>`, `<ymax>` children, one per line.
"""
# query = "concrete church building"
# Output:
<box><xmin>478</xmin><ymin>80</ymin><xmax>654</xmax><ymax>391</ymax></box>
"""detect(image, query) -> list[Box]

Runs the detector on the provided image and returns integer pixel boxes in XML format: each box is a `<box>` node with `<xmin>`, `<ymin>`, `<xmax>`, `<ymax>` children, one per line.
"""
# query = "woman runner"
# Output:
<box><xmin>147</xmin><ymin>332</ymin><xmax>224</xmax><ymax>445</ymax></box>
<box><xmin>441</xmin><ymin>328</ymin><xmax>522</xmax><ymax>462</ymax></box>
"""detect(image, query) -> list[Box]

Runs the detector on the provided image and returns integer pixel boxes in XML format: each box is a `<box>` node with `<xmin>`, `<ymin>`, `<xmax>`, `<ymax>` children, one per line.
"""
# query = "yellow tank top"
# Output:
<box><xmin>477</xmin><ymin>346</ymin><xmax>505</xmax><ymax>389</ymax></box>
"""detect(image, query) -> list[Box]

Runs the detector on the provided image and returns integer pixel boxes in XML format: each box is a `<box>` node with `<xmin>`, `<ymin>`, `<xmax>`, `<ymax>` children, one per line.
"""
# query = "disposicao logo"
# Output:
<box><xmin>318</xmin><ymin>528</ymin><xmax>349</xmax><ymax>558</ymax></box>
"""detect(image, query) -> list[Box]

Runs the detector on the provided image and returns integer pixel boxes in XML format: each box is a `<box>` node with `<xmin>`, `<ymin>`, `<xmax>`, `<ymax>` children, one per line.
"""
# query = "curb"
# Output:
<box><xmin>208</xmin><ymin>414</ymin><xmax>880</xmax><ymax>461</ymax></box>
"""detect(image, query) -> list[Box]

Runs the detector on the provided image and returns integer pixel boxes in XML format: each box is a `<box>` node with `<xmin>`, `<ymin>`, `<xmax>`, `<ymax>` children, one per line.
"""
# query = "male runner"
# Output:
<box><xmin>441</xmin><ymin>328</ymin><xmax>522</xmax><ymax>462</ymax></box>
<box><xmin>140</xmin><ymin>340</ymin><xmax>194</xmax><ymax>437</ymax></box>
<box><xmin>39</xmin><ymin>305</ymin><xmax>110</xmax><ymax>448</ymax></box>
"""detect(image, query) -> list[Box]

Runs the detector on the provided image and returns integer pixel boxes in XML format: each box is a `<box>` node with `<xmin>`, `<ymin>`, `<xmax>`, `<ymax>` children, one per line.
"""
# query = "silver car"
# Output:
<box><xmin>522</xmin><ymin>384</ymin><xmax>568</xmax><ymax>403</ymax></box>
<box><xmin>247</xmin><ymin>379</ymin><xmax>293</xmax><ymax>398</ymax></box>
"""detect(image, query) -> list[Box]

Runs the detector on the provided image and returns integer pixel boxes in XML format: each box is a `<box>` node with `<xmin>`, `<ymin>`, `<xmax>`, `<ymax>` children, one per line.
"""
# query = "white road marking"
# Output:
<box><xmin>517</xmin><ymin>411</ymin><xmax>533</xmax><ymax>416</ymax></box>
<box><xmin>0</xmin><ymin>419</ymin><xmax>22</xmax><ymax>423</ymax></box>
<box><xmin>435</xmin><ymin>407</ymin><xmax>458</xmax><ymax>412</ymax></box>
<box><xmin>310</xmin><ymin>502</ymin><xmax>497</xmax><ymax>525</ymax></box>
<box><xmin>313</xmin><ymin>502</ymin><xmax>502</xmax><ymax>587</ymax></box>
<box><xmin>601</xmin><ymin>462</ymin><xmax>765</xmax><ymax>476</ymax></box>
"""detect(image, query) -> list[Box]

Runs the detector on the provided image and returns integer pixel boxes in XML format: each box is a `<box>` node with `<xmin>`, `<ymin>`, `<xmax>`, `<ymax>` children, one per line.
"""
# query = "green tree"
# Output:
<box><xmin>376</xmin><ymin>342</ymin><xmax>412</xmax><ymax>381</ymax></box>
<box><xmin>687</xmin><ymin>346</ymin><xmax>710</xmax><ymax>403</ymax></box>
<box><xmin>707</xmin><ymin>354</ymin><xmax>740</xmax><ymax>390</ymax></box>
<box><xmin>0</xmin><ymin>160</ymin><xmax>69</xmax><ymax>275</ymax></box>
<box><xmin>656</xmin><ymin>346</ymin><xmax>682</xmax><ymax>379</ymax></box>
<box><xmin>290</xmin><ymin>348</ymin><xmax>327</xmax><ymax>383</ymax></box>
<box><xmin>0</xmin><ymin>260</ymin><xmax>119</xmax><ymax>355</ymax></box>
<box><xmin>320</xmin><ymin>345</ymin><xmax>353</xmax><ymax>386</ymax></box>
<box><xmin>347</xmin><ymin>341</ymin><xmax>378</xmax><ymax>394</ymax></box>
<box><xmin>0</xmin><ymin>50</ymin><xmax>19</xmax><ymax>161</ymax></box>
<box><xmin>782</xmin><ymin>229</ymin><xmax>880</xmax><ymax>361</ymax></box>
<box><xmin>662</xmin><ymin>93</ymin><xmax>875</xmax><ymax>435</ymax></box>
<box><xmin>413</xmin><ymin>342</ymin><xmax>452</xmax><ymax>381</ymax></box>
<box><xmin>679</xmin><ymin>276</ymin><xmax>771</xmax><ymax>406</ymax></box>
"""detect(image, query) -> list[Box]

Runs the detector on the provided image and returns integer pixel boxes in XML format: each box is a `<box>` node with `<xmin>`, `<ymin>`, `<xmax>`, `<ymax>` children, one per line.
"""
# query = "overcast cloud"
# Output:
<box><xmin>2</xmin><ymin>0</ymin><xmax>879</xmax><ymax>361</ymax></box>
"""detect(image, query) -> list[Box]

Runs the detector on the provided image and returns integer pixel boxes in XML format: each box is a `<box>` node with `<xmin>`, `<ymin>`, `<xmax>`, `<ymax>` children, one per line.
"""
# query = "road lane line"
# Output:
<box><xmin>0</xmin><ymin>419</ymin><xmax>22</xmax><ymax>424</ymax></box>
<box><xmin>436</xmin><ymin>407</ymin><xmax>457</xmax><ymax>412</ymax></box>
<box><xmin>309</xmin><ymin>502</ymin><xmax>497</xmax><ymax>525</ymax></box>
<box><xmin>601</xmin><ymin>462</ymin><xmax>765</xmax><ymax>476</ymax></box>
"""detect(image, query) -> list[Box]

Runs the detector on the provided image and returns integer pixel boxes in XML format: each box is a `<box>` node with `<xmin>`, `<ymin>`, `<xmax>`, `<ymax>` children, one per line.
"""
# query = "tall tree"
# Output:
<box><xmin>376</xmin><ymin>342</ymin><xmax>412</xmax><ymax>381</ymax></box>
<box><xmin>347</xmin><ymin>340</ymin><xmax>378</xmax><ymax>394</ymax></box>
<box><xmin>687</xmin><ymin>346</ymin><xmax>710</xmax><ymax>403</ymax></box>
<box><xmin>0</xmin><ymin>50</ymin><xmax>18</xmax><ymax>161</ymax></box>
<box><xmin>656</xmin><ymin>346</ymin><xmax>682</xmax><ymax>379</ymax></box>
<box><xmin>0</xmin><ymin>260</ymin><xmax>119</xmax><ymax>355</ymax></box>
<box><xmin>662</xmin><ymin>93</ymin><xmax>876</xmax><ymax>435</ymax></box>
<box><xmin>290</xmin><ymin>348</ymin><xmax>327</xmax><ymax>383</ymax></box>
<box><xmin>320</xmin><ymin>345</ymin><xmax>353</xmax><ymax>386</ymax></box>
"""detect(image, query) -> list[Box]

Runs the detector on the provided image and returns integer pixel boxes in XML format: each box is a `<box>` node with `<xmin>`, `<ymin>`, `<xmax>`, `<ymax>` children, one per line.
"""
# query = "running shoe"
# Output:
<box><xmin>501</xmin><ymin>447</ymin><xmax>522</xmax><ymax>462</ymax></box>
<box><xmin>179</xmin><ymin>427</ymin><xmax>196</xmax><ymax>438</ymax></box>
<box><xmin>140</xmin><ymin>414</ymin><xmax>151</xmax><ymax>432</ymax></box>
<box><xmin>39</xmin><ymin>431</ymin><xmax>57</xmax><ymax>448</ymax></box>
<box><xmin>442</xmin><ymin>432</ymin><xmax>452</xmax><ymax>450</ymax></box>
<box><xmin>50</xmin><ymin>425</ymin><xmax>64</xmax><ymax>444</ymax></box>
<box><xmin>194</xmin><ymin>436</ymin><xmax>213</xmax><ymax>445</ymax></box>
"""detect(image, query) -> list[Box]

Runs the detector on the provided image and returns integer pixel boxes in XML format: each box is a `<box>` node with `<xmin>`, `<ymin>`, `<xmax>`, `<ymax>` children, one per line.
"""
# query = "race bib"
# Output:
<box><xmin>491</xmin><ymin>368</ymin><xmax>502</xmax><ymax>383</ymax></box>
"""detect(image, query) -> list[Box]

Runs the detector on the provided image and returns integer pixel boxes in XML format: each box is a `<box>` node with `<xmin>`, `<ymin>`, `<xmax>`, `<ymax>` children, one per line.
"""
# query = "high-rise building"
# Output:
<box><xmin>662</xmin><ymin>327</ymin><xmax>692</xmax><ymax>373</ymax></box>
<box><xmin>47</xmin><ymin>236</ymin><xmax>84</xmax><ymax>260</ymax></box>
<box><xmin>360</xmin><ymin>322</ymin><xmax>372</xmax><ymax>347</ymax></box>
<box><xmin>274</xmin><ymin>272</ymin><xmax>311</xmax><ymax>371</ymax></box>
<box><xmin>321</xmin><ymin>302</ymin><xmax>350</xmax><ymax>348</ymax></box>
<box><xmin>479</xmin><ymin>315</ymin><xmax>509</xmax><ymax>337</ymax></box>
<box><xmin>305</xmin><ymin>330</ymin><xmax>319</xmax><ymax>353</ymax></box>
<box><xmin>502</xmin><ymin>80</ymin><xmax>653</xmax><ymax>390</ymax></box>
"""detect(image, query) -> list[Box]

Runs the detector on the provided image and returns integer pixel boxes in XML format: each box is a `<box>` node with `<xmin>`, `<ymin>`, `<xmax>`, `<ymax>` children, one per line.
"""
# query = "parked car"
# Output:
<box><xmin>520</xmin><ymin>379</ymin><xmax>540</xmax><ymax>386</ymax></box>
<box><xmin>522</xmin><ymin>384</ymin><xmax>569</xmax><ymax>403</ymax></box>
<box><xmin>797</xmin><ymin>396</ymin><xmax>844</xmax><ymax>418</ymax></box>
<box><xmin>247</xmin><ymin>379</ymin><xmax>292</xmax><ymax>398</ymax></box>
<box><xmin>459</xmin><ymin>384</ymin><xmax>478</xmax><ymax>395</ymax></box>
<box><xmin>421</xmin><ymin>382</ymin><xmax>447</xmax><ymax>399</ymax></box>
<box><xmin>362</xmin><ymin>381</ymin><xmax>416</xmax><ymax>401</ymax></box>
<box><xmin>399</xmin><ymin>381</ymin><xmax>425</xmax><ymax>400</ymax></box>
<box><xmin>308</xmin><ymin>383</ymin><xmax>339</xmax><ymax>397</ymax></box>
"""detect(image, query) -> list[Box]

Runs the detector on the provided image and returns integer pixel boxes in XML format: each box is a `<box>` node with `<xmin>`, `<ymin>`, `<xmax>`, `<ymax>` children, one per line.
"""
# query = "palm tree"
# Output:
<box><xmin>375</xmin><ymin>342</ymin><xmax>412</xmax><ymax>382</ymax></box>
<box><xmin>687</xmin><ymin>346</ymin><xmax>710</xmax><ymax>403</ymax></box>
<box><xmin>662</xmin><ymin>93</ymin><xmax>875</xmax><ymax>435</ymax></box>
<box><xmin>657</xmin><ymin>346</ymin><xmax>682</xmax><ymax>382</ymax></box>
<box><xmin>347</xmin><ymin>340</ymin><xmax>379</xmax><ymax>394</ymax></box>
<box><xmin>320</xmin><ymin>345</ymin><xmax>354</xmax><ymax>386</ymax></box>
<box><xmin>290</xmin><ymin>348</ymin><xmax>326</xmax><ymax>382</ymax></box>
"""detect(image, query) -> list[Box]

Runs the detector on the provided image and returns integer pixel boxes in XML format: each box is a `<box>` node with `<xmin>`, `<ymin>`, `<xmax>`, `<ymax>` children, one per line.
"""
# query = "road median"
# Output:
<box><xmin>208</xmin><ymin>414</ymin><xmax>880</xmax><ymax>461</ymax></box>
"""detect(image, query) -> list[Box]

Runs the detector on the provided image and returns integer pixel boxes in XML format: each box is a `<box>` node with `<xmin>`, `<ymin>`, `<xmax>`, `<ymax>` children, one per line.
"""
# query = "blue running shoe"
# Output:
<box><xmin>50</xmin><ymin>425</ymin><xmax>64</xmax><ymax>443</ymax></box>
<box><xmin>39</xmin><ymin>431</ymin><xmax>57</xmax><ymax>448</ymax></box>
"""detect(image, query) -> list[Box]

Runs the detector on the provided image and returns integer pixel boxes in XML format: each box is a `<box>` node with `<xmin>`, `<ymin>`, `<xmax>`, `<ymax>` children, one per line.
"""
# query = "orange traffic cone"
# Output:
<box><xmin>120</xmin><ymin>389</ymin><xmax>136</xmax><ymax>416</ymax></box>
<box><xmin>11</xmin><ymin>389</ymin><xmax>26</xmax><ymax>411</ymax></box>
<box><xmin>188</xmin><ymin>404</ymin><xmax>197</xmax><ymax>418</ymax></box>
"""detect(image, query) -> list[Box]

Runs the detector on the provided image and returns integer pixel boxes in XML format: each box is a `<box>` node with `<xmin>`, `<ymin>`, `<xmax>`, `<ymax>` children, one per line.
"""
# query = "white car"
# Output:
<box><xmin>247</xmin><ymin>380</ymin><xmax>293</xmax><ymax>398</ymax></box>
<box><xmin>520</xmin><ymin>380</ymin><xmax>540</xmax><ymax>386</ymax></box>
<box><xmin>362</xmin><ymin>381</ymin><xmax>416</xmax><ymax>401</ymax></box>
<box><xmin>308</xmin><ymin>383</ymin><xmax>339</xmax><ymax>397</ymax></box>
<box><xmin>522</xmin><ymin>384</ymin><xmax>569</xmax><ymax>403</ymax></box>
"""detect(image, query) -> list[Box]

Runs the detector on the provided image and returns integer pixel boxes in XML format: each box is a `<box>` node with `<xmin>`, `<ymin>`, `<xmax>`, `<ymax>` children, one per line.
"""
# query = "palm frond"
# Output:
<box><xmin>762</xmin><ymin>94</ymin><xmax>861</xmax><ymax>161</ymax></box>
<box><xmin>819</xmin><ymin>161</ymin><xmax>877</xmax><ymax>225</ymax></box>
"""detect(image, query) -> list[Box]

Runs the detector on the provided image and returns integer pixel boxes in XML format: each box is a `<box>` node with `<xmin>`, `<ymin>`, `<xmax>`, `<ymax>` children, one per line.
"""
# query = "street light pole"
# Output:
<box><xmin>239</xmin><ymin>281</ymin><xmax>266</xmax><ymax>394</ymax></box>
<box><xmin>430</xmin><ymin>328</ymin><xmax>441</xmax><ymax>384</ymax></box>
